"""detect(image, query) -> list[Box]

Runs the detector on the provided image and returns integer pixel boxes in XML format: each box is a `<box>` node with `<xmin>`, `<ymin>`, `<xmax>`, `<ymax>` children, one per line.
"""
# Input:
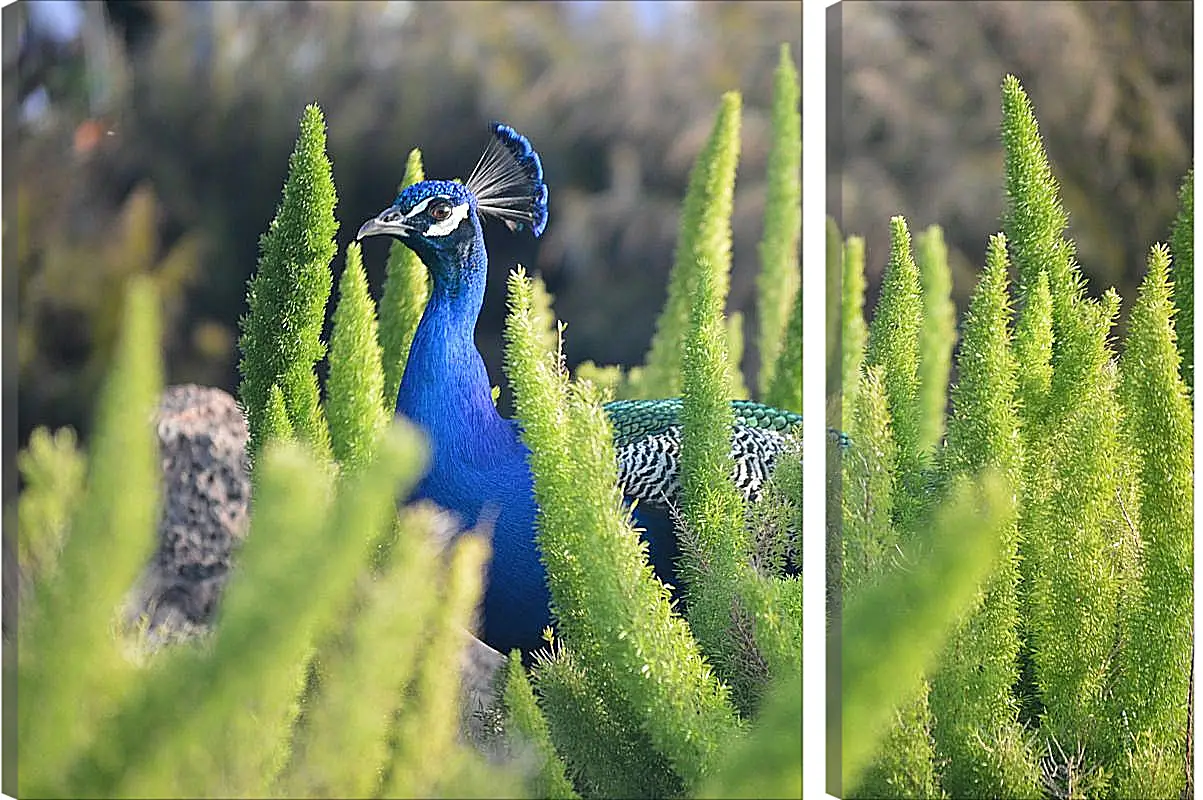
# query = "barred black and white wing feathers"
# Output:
<box><xmin>605</xmin><ymin>398</ymin><xmax>806</xmax><ymax>509</ymax></box>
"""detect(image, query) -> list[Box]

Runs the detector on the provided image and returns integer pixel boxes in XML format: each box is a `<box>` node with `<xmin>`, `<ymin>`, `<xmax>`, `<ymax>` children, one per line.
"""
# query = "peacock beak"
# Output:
<box><xmin>356</xmin><ymin>207</ymin><xmax>413</xmax><ymax>241</ymax></box>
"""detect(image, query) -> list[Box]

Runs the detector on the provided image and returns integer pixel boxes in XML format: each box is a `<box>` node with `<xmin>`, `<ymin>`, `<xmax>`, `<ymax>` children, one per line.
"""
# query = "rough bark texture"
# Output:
<box><xmin>126</xmin><ymin>384</ymin><xmax>252</xmax><ymax>643</ymax></box>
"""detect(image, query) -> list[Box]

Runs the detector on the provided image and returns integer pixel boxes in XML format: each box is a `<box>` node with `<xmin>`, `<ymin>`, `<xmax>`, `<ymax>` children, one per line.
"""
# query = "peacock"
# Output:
<box><xmin>357</xmin><ymin>123</ymin><xmax>808</xmax><ymax>655</ymax></box>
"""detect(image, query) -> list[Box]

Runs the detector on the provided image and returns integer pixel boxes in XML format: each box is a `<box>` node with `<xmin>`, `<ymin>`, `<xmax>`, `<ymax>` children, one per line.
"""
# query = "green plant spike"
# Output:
<box><xmin>915</xmin><ymin>225</ymin><xmax>955</xmax><ymax>456</ymax></box>
<box><xmin>574</xmin><ymin>360</ymin><xmax>626</xmax><ymax>401</ymax></box>
<box><xmin>501</xmin><ymin>650</ymin><xmax>579</xmax><ymax>799</ymax></box>
<box><xmin>1012</xmin><ymin>269</ymin><xmax>1053</xmax><ymax>427</ymax></box>
<box><xmin>637</xmin><ymin>92</ymin><xmax>741</xmax><ymax>399</ymax></box>
<box><xmin>849</xmin><ymin>683</ymin><xmax>940</xmax><ymax>800</ymax></box>
<box><xmin>15</xmin><ymin>425</ymin><xmax>86</xmax><ymax>587</ymax></box>
<box><xmin>380</xmin><ymin>534</ymin><xmax>489</xmax><ymax>798</ymax></box>
<box><xmin>864</xmin><ymin>215</ymin><xmax>923</xmax><ymax>533</ymax></box>
<box><xmin>534</xmin><ymin>644</ymin><xmax>683</xmax><ymax>798</ymax></box>
<box><xmin>504</xmin><ymin>266</ymin><xmax>740</xmax><ymax>793</ymax></box>
<box><xmin>929</xmin><ymin>234</ymin><xmax>1041</xmax><ymax>799</ymax></box>
<box><xmin>1111</xmin><ymin>243</ymin><xmax>1193</xmax><ymax>799</ymax></box>
<box><xmin>825</xmin><ymin>217</ymin><xmax>843</xmax><ymax>406</ymax></box>
<box><xmin>840</xmin><ymin>365</ymin><xmax>897</xmax><ymax>593</ymax></box>
<box><xmin>756</xmin><ymin>43</ymin><xmax>801</xmax><ymax>398</ymax></box>
<box><xmin>764</xmin><ymin>285</ymin><xmax>802</xmax><ymax>414</ymax></box>
<box><xmin>18</xmin><ymin>276</ymin><xmax>163</xmax><ymax>799</ymax></box>
<box><xmin>100</xmin><ymin>439</ymin><xmax>336</xmax><ymax>798</ymax></box>
<box><xmin>679</xmin><ymin>246</ymin><xmax>748</xmax><ymax>687</ymax></box>
<box><xmin>840</xmin><ymin>233</ymin><xmax>868</xmax><ymax>434</ymax></box>
<box><xmin>725</xmin><ymin>310</ymin><xmax>750</xmax><ymax>401</ymax></box>
<box><xmin>702</xmin><ymin>666</ymin><xmax>802</xmax><ymax>799</ymax></box>
<box><xmin>327</xmin><ymin>241</ymin><xmax>388</xmax><ymax>472</ymax></box>
<box><xmin>70</xmin><ymin>424</ymin><xmax>426</xmax><ymax>798</ymax></box>
<box><xmin>238</xmin><ymin>103</ymin><xmax>337</xmax><ymax>464</ymax></box>
<box><xmin>1169</xmin><ymin>169</ymin><xmax>1193</xmax><ymax>392</ymax></box>
<box><xmin>278</xmin><ymin>505</ymin><xmax>443</xmax><ymax>798</ymax></box>
<box><xmin>838</xmin><ymin>472</ymin><xmax>1011</xmax><ymax>796</ymax></box>
<box><xmin>1024</xmin><ymin>290</ymin><xmax>1124</xmax><ymax>758</ymax></box>
<box><xmin>379</xmin><ymin>147</ymin><xmax>430</xmax><ymax>411</ymax></box>
<box><xmin>529</xmin><ymin>269</ymin><xmax>560</xmax><ymax>357</ymax></box>
<box><xmin>999</xmin><ymin>74</ymin><xmax>1081</xmax><ymax>320</ymax></box>
<box><xmin>261</xmin><ymin>383</ymin><xmax>295</xmax><ymax>445</ymax></box>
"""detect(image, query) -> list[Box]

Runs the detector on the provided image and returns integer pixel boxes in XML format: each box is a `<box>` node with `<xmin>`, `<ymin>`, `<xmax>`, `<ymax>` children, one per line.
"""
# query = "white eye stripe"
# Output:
<box><xmin>401</xmin><ymin>192</ymin><xmax>452</xmax><ymax>220</ymax></box>
<box><xmin>403</xmin><ymin>194</ymin><xmax>446</xmax><ymax>220</ymax></box>
<box><xmin>424</xmin><ymin>202</ymin><xmax>470</xmax><ymax>237</ymax></box>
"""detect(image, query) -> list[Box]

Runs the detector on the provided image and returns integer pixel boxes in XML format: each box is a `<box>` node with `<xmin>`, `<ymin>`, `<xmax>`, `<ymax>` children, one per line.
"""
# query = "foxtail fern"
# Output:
<box><xmin>915</xmin><ymin>225</ymin><xmax>955</xmax><ymax>455</ymax></box>
<box><xmin>1111</xmin><ymin>244</ymin><xmax>1193</xmax><ymax>799</ymax></box>
<box><xmin>929</xmin><ymin>234</ymin><xmax>1041</xmax><ymax>799</ymax></box>
<box><xmin>864</xmin><ymin>216</ymin><xmax>923</xmax><ymax>532</ymax></box>
<box><xmin>238</xmin><ymin>103</ymin><xmax>337</xmax><ymax>463</ymax></box>
<box><xmin>840</xmin><ymin>231</ymin><xmax>867</xmax><ymax>433</ymax></box>
<box><xmin>504</xmin><ymin>266</ymin><xmax>740</xmax><ymax>793</ymax></box>
<box><xmin>764</xmin><ymin>286</ymin><xmax>802</xmax><ymax>414</ymax></box>
<box><xmin>636</xmin><ymin>92</ymin><xmax>741</xmax><ymax>399</ymax></box>
<box><xmin>327</xmin><ymin>241</ymin><xmax>388</xmax><ymax>472</ymax></box>
<box><xmin>19</xmin><ymin>276</ymin><xmax>163</xmax><ymax>798</ymax></box>
<box><xmin>15</xmin><ymin>425</ymin><xmax>86</xmax><ymax>586</ymax></box>
<box><xmin>839</xmin><ymin>474</ymin><xmax>1012</xmax><ymax>794</ymax></box>
<box><xmin>501</xmin><ymin>651</ymin><xmax>579</xmax><ymax>800</ymax></box>
<box><xmin>756</xmin><ymin>43</ymin><xmax>801</xmax><ymax>397</ymax></box>
<box><xmin>1169</xmin><ymin>169</ymin><xmax>1193</xmax><ymax>391</ymax></box>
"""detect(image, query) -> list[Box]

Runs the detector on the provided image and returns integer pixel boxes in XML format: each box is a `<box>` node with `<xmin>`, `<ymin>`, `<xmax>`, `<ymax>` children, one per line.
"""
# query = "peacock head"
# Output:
<box><xmin>357</xmin><ymin>123</ymin><xmax>548</xmax><ymax>281</ymax></box>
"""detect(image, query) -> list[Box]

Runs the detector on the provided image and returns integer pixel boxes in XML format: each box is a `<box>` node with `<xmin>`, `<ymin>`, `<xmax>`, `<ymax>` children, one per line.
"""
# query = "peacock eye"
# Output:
<box><xmin>429</xmin><ymin>200</ymin><xmax>453</xmax><ymax>221</ymax></box>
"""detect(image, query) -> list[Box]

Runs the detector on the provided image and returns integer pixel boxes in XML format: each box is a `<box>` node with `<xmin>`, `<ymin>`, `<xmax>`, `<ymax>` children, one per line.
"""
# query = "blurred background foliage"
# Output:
<box><xmin>5</xmin><ymin>0</ymin><xmax>801</xmax><ymax>461</ymax></box>
<box><xmin>830</xmin><ymin>0</ymin><xmax>1193</xmax><ymax>331</ymax></box>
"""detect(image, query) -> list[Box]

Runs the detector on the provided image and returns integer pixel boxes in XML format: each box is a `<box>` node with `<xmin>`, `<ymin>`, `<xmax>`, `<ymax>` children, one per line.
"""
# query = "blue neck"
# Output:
<box><xmin>396</xmin><ymin>224</ymin><xmax>510</xmax><ymax>452</ymax></box>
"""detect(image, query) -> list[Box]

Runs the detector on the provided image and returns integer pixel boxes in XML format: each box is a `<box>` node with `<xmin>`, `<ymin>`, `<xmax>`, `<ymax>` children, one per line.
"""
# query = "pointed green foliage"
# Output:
<box><xmin>756</xmin><ymin>43</ymin><xmax>801</xmax><ymax>396</ymax></box>
<box><xmin>1013</xmin><ymin>270</ymin><xmax>1053</xmax><ymax>426</ymax></box>
<box><xmin>238</xmin><ymin>103</ymin><xmax>337</xmax><ymax>463</ymax></box>
<box><xmin>930</xmin><ymin>235</ymin><xmax>1041</xmax><ymax>798</ymax></box>
<box><xmin>327</xmin><ymin>241</ymin><xmax>388</xmax><ymax>472</ymax></box>
<box><xmin>826</xmin><ymin>216</ymin><xmax>843</xmax><ymax>404</ymax></box>
<box><xmin>639</xmin><ymin>92</ymin><xmax>741</xmax><ymax>398</ymax></box>
<box><xmin>68</xmin><ymin>424</ymin><xmax>427</xmax><ymax>798</ymax></box>
<box><xmin>262</xmin><ymin>383</ymin><xmax>295</xmax><ymax>445</ymax></box>
<box><xmin>1112</xmin><ymin>244</ymin><xmax>1192</xmax><ymax>797</ymax></box>
<box><xmin>840</xmin><ymin>233</ymin><xmax>868</xmax><ymax>433</ymax></box>
<box><xmin>850</xmin><ymin>686</ymin><xmax>939</xmax><ymax>800</ymax></box>
<box><xmin>725</xmin><ymin>311</ymin><xmax>750</xmax><ymax>400</ymax></box>
<box><xmin>764</xmin><ymin>286</ymin><xmax>802</xmax><ymax>414</ymax></box>
<box><xmin>104</xmin><ymin>440</ymin><xmax>334</xmax><ymax>798</ymax></box>
<box><xmin>16</xmin><ymin>425</ymin><xmax>86</xmax><ymax>585</ymax></box>
<box><xmin>381</xmin><ymin>534</ymin><xmax>489</xmax><ymax>798</ymax></box>
<box><xmin>841</xmin><ymin>366</ymin><xmax>896</xmax><ymax>593</ymax></box>
<box><xmin>279</xmin><ymin>505</ymin><xmax>442</xmax><ymax>798</ymax></box>
<box><xmin>18</xmin><ymin>276</ymin><xmax>163</xmax><ymax>797</ymax></box>
<box><xmin>379</xmin><ymin>147</ymin><xmax>430</xmax><ymax>410</ymax></box>
<box><xmin>915</xmin><ymin>225</ymin><xmax>955</xmax><ymax>455</ymax></box>
<box><xmin>702</xmin><ymin>667</ymin><xmax>802</xmax><ymax>800</ymax></box>
<box><xmin>529</xmin><ymin>270</ymin><xmax>561</xmax><ymax>357</ymax></box>
<box><xmin>865</xmin><ymin>216</ymin><xmax>924</xmax><ymax>531</ymax></box>
<box><xmin>1000</xmin><ymin>75</ymin><xmax>1079</xmax><ymax>316</ymax></box>
<box><xmin>501</xmin><ymin>651</ymin><xmax>578</xmax><ymax>799</ymax></box>
<box><xmin>534</xmin><ymin>645</ymin><xmax>683</xmax><ymax>798</ymax></box>
<box><xmin>1025</xmin><ymin>292</ymin><xmax>1124</xmax><ymax>753</ymax></box>
<box><xmin>1169</xmin><ymin>169</ymin><xmax>1193</xmax><ymax>391</ymax></box>
<box><xmin>575</xmin><ymin>360</ymin><xmax>627</xmax><ymax>402</ymax></box>
<box><xmin>679</xmin><ymin>249</ymin><xmax>746</xmax><ymax>678</ymax></box>
<box><xmin>943</xmin><ymin>235</ymin><xmax>1021</xmax><ymax>478</ymax></box>
<box><xmin>839</xmin><ymin>473</ymin><xmax>1011</xmax><ymax>794</ymax></box>
<box><xmin>504</xmin><ymin>266</ymin><xmax>740</xmax><ymax>792</ymax></box>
